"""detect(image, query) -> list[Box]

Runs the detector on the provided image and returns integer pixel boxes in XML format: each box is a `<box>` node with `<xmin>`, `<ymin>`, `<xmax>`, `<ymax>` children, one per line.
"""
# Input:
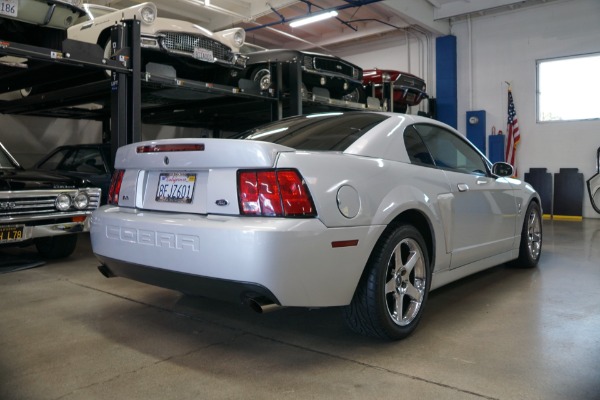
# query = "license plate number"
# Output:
<box><xmin>405</xmin><ymin>92</ymin><xmax>416</xmax><ymax>102</ymax></box>
<box><xmin>0</xmin><ymin>225</ymin><xmax>24</xmax><ymax>243</ymax></box>
<box><xmin>0</xmin><ymin>0</ymin><xmax>18</xmax><ymax>17</ymax></box>
<box><xmin>193</xmin><ymin>47</ymin><xmax>214</xmax><ymax>63</ymax></box>
<box><xmin>156</xmin><ymin>173</ymin><xmax>196</xmax><ymax>203</ymax></box>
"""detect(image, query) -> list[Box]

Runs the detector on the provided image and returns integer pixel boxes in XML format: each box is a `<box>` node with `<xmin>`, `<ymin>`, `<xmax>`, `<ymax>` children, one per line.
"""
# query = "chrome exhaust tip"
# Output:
<box><xmin>245</xmin><ymin>296</ymin><xmax>281</xmax><ymax>313</ymax></box>
<box><xmin>97</xmin><ymin>264</ymin><xmax>115</xmax><ymax>278</ymax></box>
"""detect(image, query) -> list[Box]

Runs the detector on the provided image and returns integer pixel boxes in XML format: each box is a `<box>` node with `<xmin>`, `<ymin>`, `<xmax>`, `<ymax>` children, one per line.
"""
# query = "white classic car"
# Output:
<box><xmin>67</xmin><ymin>2</ymin><xmax>247</xmax><ymax>81</ymax></box>
<box><xmin>0</xmin><ymin>0</ymin><xmax>85</xmax><ymax>51</ymax></box>
<box><xmin>0</xmin><ymin>0</ymin><xmax>85</xmax><ymax>29</ymax></box>
<box><xmin>90</xmin><ymin>112</ymin><xmax>542</xmax><ymax>340</ymax></box>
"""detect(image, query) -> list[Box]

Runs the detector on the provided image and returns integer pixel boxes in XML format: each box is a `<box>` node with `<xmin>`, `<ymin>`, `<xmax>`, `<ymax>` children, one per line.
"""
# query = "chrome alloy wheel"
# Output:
<box><xmin>526</xmin><ymin>207</ymin><xmax>542</xmax><ymax>260</ymax></box>
<box><xmin>385</xmin><ymin>238</ymin><xmax>427</xmax><ymax>326</ymax></box>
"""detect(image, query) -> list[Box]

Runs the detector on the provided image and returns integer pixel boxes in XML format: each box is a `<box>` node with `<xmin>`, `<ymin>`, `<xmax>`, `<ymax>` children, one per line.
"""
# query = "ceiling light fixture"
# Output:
<box><xmin>289</xmin><ymin>10</ymin><xmax>338</xmax><ymax>28</ymax></box>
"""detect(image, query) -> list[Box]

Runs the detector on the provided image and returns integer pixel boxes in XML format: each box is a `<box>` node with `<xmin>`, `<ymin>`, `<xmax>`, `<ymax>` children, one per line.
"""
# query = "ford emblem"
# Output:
<box><xmin>164</xmin><ymin>156</ymin><xmax>169</xmax><ymax>165</ymax></box>
<box><xmin>215</xmin><ymin>199</ymin><xmax>229</xmax><ymax>206</ymax></box>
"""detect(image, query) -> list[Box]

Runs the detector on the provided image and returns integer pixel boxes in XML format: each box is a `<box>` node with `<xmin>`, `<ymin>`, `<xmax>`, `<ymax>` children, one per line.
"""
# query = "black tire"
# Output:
<box><xmin>343</xmin><ymin>224</ymin><xmax>431</xmax><ymax>340</ymax></box>
<box><xmin>251</xmin><ymin>67</ymin><xmax>272</xmax><ymax>91</ymax></box>
<box><xmin>342</xmin><ymin>86</ymin><xmax>366</xmax><ymax>103</ymax></box>
<box><xmin>35</xmin><ymin>235</ymin><xmax>78</xmax><ymax>259</ymax></box>
<box><xmin>510</xmin><ymin>201</ymin><xmax>542</xmax><ymax>268</ymax></box>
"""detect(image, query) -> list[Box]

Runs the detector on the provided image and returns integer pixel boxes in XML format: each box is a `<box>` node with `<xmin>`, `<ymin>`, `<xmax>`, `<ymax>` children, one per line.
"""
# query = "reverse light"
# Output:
<box><xmin>238</xmin><ymin>169</ymin><xmax>316</xmax><ymax>217</ymax></box>
<box><xmin>108</xmin><ymin>170</ymin><xmax>125</xmax><ymax>205</ymax></box>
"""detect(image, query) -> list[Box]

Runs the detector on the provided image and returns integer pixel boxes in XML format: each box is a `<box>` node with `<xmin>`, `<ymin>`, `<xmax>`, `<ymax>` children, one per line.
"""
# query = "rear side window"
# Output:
<box><xmin>237</xmin><ymin>112</ymin><xmax>389</xmax><ymax>151</ymax></box>
<box><xmin>403</xmin><ymin>126</ymin><xmax>435</xmax><ymax>167</ymax></box>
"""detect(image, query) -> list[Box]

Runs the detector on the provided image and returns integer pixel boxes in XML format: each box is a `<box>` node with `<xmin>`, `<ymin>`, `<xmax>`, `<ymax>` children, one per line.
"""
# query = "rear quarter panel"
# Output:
<box><xmin>275</xmin><ymin>151</ymin><xmax>453</xmax><ymax>273</ymax></box>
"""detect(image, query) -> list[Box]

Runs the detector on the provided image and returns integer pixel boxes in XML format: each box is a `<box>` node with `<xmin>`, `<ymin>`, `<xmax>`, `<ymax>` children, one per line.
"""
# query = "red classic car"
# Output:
<box><xmin>362</xmin><ymin>68</ymin><xmax>427</xmax><ymax>112</ymax></box>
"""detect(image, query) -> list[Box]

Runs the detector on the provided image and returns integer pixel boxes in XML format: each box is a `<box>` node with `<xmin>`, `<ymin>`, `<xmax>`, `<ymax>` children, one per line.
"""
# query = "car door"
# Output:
<box><xmin>413</xmin><ymin>124</ymin><xmax>518</xmax><ymax>269</ymax></box>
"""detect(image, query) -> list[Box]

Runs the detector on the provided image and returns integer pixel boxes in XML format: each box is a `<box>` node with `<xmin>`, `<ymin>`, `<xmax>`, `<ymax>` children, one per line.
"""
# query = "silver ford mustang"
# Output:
<box><xmin>90</xmin><ymin>112</ymin><xmax>542</xmax><ymax>340</ymax></box>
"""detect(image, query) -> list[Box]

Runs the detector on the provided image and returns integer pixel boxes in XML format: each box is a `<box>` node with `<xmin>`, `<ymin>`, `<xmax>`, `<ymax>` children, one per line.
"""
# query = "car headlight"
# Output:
<box><xmin>73</xmin><ymin>192</ymin><xmax>90</xmax><ymax>210</ymax></box>
<box><xmin>55</xmin><ymin>194</ymin><xmax>72</xmax><ymax>211</ymax></box>
<box><xmin>303</xmin><ymin>56</ymin><xmax>314</xmax><ymax>70</ymax></box>
<box><xmin>233</xmin><ymin>30</ymin><xmax>244</xmax><ymax>47</ymax></box>
<box><xmin>382</xmin><ymin>72</ymin><xmax>391</xmax><ymax>82</ymax></box>
<box><xmin>140</xmin><ymin>6</ymin><xmax>156</xmax><ymax>24</ymax></box>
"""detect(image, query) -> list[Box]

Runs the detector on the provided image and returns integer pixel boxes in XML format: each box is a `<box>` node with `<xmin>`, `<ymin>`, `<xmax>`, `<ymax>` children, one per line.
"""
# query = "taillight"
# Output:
<box><xmin>237</xmin><ymin>169</ymin><xmax>316</xmax><ymax>217</ymax></box>
<box><xmin>107</xmin><ymin>169</ymin><xmax>125</xmax><ymax>205</ymax></box>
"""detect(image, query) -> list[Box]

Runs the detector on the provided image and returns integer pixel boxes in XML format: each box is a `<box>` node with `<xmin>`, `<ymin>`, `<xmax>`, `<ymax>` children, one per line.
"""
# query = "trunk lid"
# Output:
<box><xmin>114</xmin><ymin>139</ymin><xmax>294</xmax><ymax>215</ymax></box>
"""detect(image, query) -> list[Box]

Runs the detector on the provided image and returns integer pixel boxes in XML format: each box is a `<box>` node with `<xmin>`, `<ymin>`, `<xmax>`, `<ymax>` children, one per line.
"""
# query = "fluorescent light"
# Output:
<box><xmin>289</xmin><ymin>11</ymin><xmax>338</xmax><ymax>28</ymax></box>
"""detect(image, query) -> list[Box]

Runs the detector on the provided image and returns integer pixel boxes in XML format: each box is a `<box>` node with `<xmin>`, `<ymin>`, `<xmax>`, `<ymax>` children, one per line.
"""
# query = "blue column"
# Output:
<box><xmin>435</xmin><ymin>35</ymin><xmax>457</xmax><ymax>128</ymax></box>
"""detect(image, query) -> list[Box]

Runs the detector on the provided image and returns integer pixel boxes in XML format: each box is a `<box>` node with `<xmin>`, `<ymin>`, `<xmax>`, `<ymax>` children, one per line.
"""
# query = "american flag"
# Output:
<box><xmin>505</xmin><ymin>89</ymin><xmax>520</xmax><ymax>171</ymax></box>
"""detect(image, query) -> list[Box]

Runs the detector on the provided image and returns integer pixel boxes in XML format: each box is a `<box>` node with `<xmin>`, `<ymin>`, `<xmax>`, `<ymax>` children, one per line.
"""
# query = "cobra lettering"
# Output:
<box><xmin>106</xmin><ymin>225</ymin><xmax>199</xmax><ymax>251</ymax></box>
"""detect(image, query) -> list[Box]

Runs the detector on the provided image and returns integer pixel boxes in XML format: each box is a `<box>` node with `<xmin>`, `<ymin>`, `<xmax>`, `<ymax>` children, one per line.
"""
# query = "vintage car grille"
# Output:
<box><xmin>395</xmin><ymin>74</ymin><xmax>426</xmax><ymax>91</ymax></box>
<box><xmin>0</xmin><ymin>190</ymin><xmax>101</xmax><ymax>219</ymax></box>
<box><xmin>161</xmin><ymin>32</ymin><xmax>234</xmax><ymax>63</ymax></box>
<box><xmin>313</xmin><ymin>57</ymin><xmax>357</xmax><ymax>79</ymax></box>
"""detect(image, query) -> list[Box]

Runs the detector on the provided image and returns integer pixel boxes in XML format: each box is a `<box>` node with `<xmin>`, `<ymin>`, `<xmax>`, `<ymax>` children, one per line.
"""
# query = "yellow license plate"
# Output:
<box><xmin>0</xmin><ymin>225</ymin><xmax>25</xmax><ymax>243</ymax></box>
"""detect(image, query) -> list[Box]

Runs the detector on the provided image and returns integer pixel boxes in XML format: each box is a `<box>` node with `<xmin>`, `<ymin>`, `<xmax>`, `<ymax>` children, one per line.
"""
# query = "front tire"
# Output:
<box><xmin>36</xmin><ymin>235</ymin><xmax>78</xmax><ymax>259</ymax></box>
<box><xmin>251</xmin><ymin>68</ymin><xmax>272</xmax><ymax>91</ymax></box>
<box><xmin>343</xmin><ymin>224</ymin><xmax>431</xmax><ymax>340</ymax></box>
<box><xmin>511</xmin><ymin>201</ymin><xmax>542</xmax><ymax>268</ymax></box>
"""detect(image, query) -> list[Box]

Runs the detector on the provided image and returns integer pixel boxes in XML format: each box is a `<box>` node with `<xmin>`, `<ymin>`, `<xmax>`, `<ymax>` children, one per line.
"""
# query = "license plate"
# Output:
<box><xmin>156</xmin><ymin>173</ymin><xmax>196</xmax><ymax>203</ymax></box>
<box><xmin>193</xmin><ymin>47</ymin><xmax>214</xmax><ymax>63</ymax></box>
<box><xmin>406</xmin><ymin>93</ymin><xmax>416</xmax><ymax>102</ymax></box>
<box><xmin>0</xmin><ymin>225</ymin><xmax>24</xmax><ymax>243</ymax></box>
<box><xmin>0</xmin><ymin>0</ymin><xmax>18</xmax><ymax>17</ymax></box>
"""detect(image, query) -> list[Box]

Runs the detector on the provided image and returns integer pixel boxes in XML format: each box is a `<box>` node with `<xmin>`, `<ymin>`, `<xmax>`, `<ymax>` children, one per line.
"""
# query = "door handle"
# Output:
<box><xmin>457</xmin><ymin>183</ymin><xmax>469</xmax><ymax>192</ymax></box>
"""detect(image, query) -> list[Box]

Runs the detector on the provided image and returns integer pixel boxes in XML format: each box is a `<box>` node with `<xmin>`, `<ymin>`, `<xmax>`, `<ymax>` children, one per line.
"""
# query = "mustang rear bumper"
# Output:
<box><xmin>90</xmin><ymin>206</ymin><xmax>384</xmax><ymax>307</ymax></box>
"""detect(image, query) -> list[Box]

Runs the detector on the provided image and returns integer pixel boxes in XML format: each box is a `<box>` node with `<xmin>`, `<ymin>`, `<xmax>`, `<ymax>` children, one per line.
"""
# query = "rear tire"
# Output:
<box><xmin>343</xmin><ymin>224</ymin><xmax>431</xmax><ymax>340</ymax></box>
<box><xmin>36</xmin><ymin>235</ymin><xmax>78</xmax><ymax>259</ymax></box>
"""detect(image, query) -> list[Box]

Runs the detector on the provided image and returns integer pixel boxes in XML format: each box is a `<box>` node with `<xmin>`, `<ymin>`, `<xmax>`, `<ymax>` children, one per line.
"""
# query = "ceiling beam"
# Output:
<box><xmin>383</xmin><ymin>0</ymin><xmax>450</xmax><ymax>35</ymax></box>
<box><xmin>431</xmin><ymin>0</ymin><xmax>527</xmax><ymax>20</ymax></box>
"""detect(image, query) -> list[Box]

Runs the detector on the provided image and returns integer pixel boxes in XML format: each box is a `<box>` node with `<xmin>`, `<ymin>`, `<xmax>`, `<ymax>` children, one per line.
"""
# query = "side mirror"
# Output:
<box><xmin>492</xmin><ymin>162</ymin><xmax>514</xmax><ymax>177</ymax></box>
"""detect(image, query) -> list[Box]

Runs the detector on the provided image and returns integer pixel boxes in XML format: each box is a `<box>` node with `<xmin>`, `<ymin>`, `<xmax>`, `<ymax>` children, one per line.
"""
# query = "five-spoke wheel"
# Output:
<box><xmin>343</xmin><ymin>223</ymin><xmax>431</xmax><ymax>340</ymax></box>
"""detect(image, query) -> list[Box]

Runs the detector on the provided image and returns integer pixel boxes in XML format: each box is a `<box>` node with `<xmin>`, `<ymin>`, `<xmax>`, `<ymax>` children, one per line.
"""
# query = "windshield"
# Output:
<box><xmin>240</xmin><ymin>43</ymin><xmax>267</xmax><ymax>54</ymax></box>
<box><xmin>84</xmin><ymin>4</ymin><xmax>117</xmax><ymax>19</ymax></box>
<box><xmin>237</xmin><ymin>112</ymin><xmax>389</xmax><ymax>151</ymax></box>
<box><xmin>0</xmin><ymin>143</ymin><xmax>20</xmax><ymax>169</ymax></box>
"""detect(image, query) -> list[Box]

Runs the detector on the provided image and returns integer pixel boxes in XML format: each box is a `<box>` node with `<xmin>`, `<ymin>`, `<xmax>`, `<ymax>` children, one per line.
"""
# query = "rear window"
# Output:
<box><xmin>237</xmin><ymin>112</ymin><xmax>389</xmax><ymax>151</ymax></box>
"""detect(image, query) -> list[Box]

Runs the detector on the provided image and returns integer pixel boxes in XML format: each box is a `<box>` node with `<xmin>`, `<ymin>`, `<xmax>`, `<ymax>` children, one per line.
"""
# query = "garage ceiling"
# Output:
<box><xmin>96</xmin><ymin>0</ymin><xmax>559</xmax><ymax>53</ymax></box>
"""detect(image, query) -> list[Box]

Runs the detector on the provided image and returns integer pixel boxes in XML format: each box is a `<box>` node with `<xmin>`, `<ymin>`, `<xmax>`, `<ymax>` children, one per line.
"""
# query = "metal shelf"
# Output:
<box><xmin>0</xmin><ymin>22</ymin><xmax>379</xmax><ymax>143</ymax></box>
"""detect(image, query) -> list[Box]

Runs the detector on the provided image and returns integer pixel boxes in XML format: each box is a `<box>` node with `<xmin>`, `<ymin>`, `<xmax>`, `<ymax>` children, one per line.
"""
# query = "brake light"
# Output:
<box><xmin>107</xmin><ymin>169</ymin><xmax>125</xmax><ymax>205</ymax></box>
<box><xmin>238</xmin><ymin>169</ymin><xmax>316</xmax><ymax>217</ymax></box>
<box><xmin>136</xmin><ymin>144</ymin><xmax>204</xmax><ymax>153</ymax></box>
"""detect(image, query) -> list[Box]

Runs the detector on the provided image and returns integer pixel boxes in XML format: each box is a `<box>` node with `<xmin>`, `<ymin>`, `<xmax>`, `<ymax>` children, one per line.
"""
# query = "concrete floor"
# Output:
<box><xmin>1</xmin><ymin>219</ymin><xmax>599</xmax><ymax>400</ymax></box>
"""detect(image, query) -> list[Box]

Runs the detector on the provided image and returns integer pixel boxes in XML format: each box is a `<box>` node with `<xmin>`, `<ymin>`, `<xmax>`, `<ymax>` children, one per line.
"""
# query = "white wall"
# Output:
<box><xmin>452</xmin><ymin>0</ymin><xmax>600</xmax><ymax>218</ymax></box>
<box><xmin>341</xmin><ymin>0</ymin><xmax>600</xmax><ymax>218</ymax></box>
